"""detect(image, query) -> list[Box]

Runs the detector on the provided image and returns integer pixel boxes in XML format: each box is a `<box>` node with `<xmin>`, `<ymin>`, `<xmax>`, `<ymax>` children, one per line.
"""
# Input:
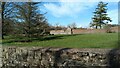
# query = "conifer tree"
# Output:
<box><xmin>14</xmin><ymin>2</ymin><xmax>49</xmax><ymax>41</ymax></box>
<box><xmin>90</xmin><ymin>1</ymin><xmax>112</xmax><ymax>29</ymax></box>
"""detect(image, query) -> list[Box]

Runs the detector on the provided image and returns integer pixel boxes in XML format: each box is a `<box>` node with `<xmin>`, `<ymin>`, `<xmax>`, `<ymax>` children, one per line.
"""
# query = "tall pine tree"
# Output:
<box><xmin>90</xmin><ymin>1</ymin><xmax>112</xmax><ymax>29</ymax></box>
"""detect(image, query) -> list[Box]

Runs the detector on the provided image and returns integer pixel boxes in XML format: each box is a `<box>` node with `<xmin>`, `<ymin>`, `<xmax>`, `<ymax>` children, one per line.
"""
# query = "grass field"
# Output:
<box><xmin>2</xmin><ymin>33</ymin><xmax>118</xmax><ymax>48</ymax></box>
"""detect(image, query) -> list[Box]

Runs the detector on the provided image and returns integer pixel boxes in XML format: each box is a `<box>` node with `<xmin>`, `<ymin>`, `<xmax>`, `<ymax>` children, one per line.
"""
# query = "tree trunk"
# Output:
<box><xmin>2</xmin><ymin>21</ymin><xmax>4</xmax><ymax>39</ymax></box>
<box><xmin>100</xmin><ymin>25</ymin><xmax>102</xmax><ymax>29</ymax></box>
<box><xmin>2</xmin><ymin>35</ymin><xmax>4</xmax><ymax>39</ymax></box>
<box><xmin>95</xmin><ymin>26</ymin><xmax>98</xmax><ymax>29</ymax></box>
<box><xmin>1</xmin><ymin>2</ymin><xmax>5</xmax><ymax>39</ymax></box>
<box><xmin>71</xmin><ymin>28</ymin><xmax>73</xmax><ymax>34</ymax></box>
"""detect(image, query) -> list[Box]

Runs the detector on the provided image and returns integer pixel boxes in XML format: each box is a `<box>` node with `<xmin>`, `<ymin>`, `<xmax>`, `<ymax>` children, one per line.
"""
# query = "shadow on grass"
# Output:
<box><xmin>35</xmin><ymin>34</ymin><xmax>82</xmax><ymax>41</ymax></box>
<box><xmin>2</xmin><ymin>34</ymin><xmax>82</xmax><ymax>44</ymax></box>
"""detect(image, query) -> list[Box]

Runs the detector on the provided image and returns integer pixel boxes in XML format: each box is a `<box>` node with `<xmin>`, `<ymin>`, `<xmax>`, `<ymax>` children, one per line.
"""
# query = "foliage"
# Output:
<box><xmin>1</xmin><ymin>2</ymin><xmax>15</xmax><ymax>39</ymax></box>
<box><xmin>1</xmin><ymin>2</ymin><xmax>50</xmax><ymax>41</ymax></box>
<box><xmin>14</xmin><ymin>2</ymin><xmax>50</xmax><ymax>38</ymax></box>
<box><xmin>90</xmin><ymin>1</ymin><xmax>112</xmax><ymax>29</ymax></box>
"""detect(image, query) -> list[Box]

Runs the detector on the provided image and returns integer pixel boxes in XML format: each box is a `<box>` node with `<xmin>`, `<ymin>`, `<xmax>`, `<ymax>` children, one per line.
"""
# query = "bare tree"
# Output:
<box><xmin>68</xmin><ymin>22</ymin><xmax>77</xmax><ymax>29</ymax></box>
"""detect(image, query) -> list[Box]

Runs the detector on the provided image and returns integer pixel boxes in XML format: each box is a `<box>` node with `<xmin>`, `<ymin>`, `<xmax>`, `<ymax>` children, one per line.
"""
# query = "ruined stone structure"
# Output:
<box><xmin>50</xmin><ymin>26</ymin><xmax>118</xmax><ymax>35</ymax></box>
<box><xmin>50</xmin><ymin>28</ymin><xmax>72</xmax><ymax>35</ymax></box>
<box><xmin>1</xmin><ymin>46</ymin><xmax>120</xmax><ymax>68</ymax></box>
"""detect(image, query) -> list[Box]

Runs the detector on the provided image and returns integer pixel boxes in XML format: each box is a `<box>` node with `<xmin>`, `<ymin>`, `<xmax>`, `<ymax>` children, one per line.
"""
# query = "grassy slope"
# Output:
<box><xmin>2</xmin><ymin>33</ymin><xmax>118</xmax><ymax>48</ymax></box>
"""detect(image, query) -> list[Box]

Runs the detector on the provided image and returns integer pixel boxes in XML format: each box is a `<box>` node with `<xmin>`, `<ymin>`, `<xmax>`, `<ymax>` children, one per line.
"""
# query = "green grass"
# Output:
<box><xmin>2</xmin><ymin>33</ymin><xmax>118</xmax><ymax>48</ymax></box>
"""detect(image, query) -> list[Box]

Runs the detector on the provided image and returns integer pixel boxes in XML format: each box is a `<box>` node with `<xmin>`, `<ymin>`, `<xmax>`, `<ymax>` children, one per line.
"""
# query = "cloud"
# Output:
<box><xmin>32</xmin><ymin>0</ymin><xmax>119</xmax><ymax>2</ymax></box>
<box><xmin>108</xmin><ymin>9</ymin><xmax>118</xmax><ymax>24</ymax></box>
<box><xmin>6</xmin><ymin>0</ymin><xmax>117</xmax><ymax>2</ymax></box>
<box><xmin>88</xmin><ymin>0</ymin><xmax>119</xmax><ymax>2</ymax></box>
<box><xmin>43</xmin><ymin>1</ymin><xmax>96</xmax><ymax>17</ymax></box>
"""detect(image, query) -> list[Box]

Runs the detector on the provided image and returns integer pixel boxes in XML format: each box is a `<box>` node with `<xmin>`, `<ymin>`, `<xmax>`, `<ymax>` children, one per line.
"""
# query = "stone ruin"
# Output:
<box><xmin>50</xmin><ymin>27</ymin><xmax>72</xmax><ymax>35</ymax></box>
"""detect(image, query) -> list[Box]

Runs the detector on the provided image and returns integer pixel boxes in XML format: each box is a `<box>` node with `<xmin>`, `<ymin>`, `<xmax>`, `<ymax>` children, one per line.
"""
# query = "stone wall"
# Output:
<box><xmin>1</xmin><ymin>46</ymin><xmax>120</xmax><ymax>68</ymax></box>
<box><xmin>50</xmin><ymin>28</ymin><xmax>72</xmax><ymax>35</ymax></box>
<box><xmin>72</xmin><ymin>29</ymin><xmax>106</xmax><ymax>34</ymax></box>
<box><xmin>72</xmin><ymin>27</ymin><xmax>118</xmax><ymax>34</ymax></box>
<box><xmin>50</xmin><ymin>27</ymin><xmax>118</xmax><ymax>35</ymax></box>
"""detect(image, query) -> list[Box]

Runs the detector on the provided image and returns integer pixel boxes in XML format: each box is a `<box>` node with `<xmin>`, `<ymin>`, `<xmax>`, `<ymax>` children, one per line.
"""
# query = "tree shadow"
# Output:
<box><xmin>2</xmin><ymin>34</ymin><xmax>82</xmax><ymax>44</ymax></box>
<box><xmin>36</xmin><ymin>34</ymin><xmax>82</xmax><ymax>41</ymax></box>
<box><xmin>44</xmin><ymin>47</ymin><xmax>87</xmax><ymax>68</ymax></box>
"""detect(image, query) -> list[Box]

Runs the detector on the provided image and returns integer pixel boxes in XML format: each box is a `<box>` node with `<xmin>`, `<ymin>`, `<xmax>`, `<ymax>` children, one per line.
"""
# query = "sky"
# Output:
<box><xmin>3</xmin><ymin>0</ymin><xmax>118</xmax><ymax>28</ymax></box>
<box><xmin>38</xmin><ymin>0</ymin><xmax>118</xmax><ymax>28</ymax></box>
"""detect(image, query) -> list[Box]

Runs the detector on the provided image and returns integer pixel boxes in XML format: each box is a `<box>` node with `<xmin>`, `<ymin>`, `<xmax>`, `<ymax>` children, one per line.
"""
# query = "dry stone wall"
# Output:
<box><xmin>1</xmin><ymin>46</ymin><xmax>120</xmax><ymax>68</ymax></box>
<box><xmin>50</xmin><ymin>27</ymin><xmax>118</xmax><ymax>35</ymax></box>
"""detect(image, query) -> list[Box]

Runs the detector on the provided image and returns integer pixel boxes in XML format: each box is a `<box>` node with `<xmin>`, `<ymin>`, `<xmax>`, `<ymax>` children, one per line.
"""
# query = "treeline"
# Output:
<box><xmin>1</xmin><ymin>2</ymin><xmax>50</xmax><ymax>41</ymax></box>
